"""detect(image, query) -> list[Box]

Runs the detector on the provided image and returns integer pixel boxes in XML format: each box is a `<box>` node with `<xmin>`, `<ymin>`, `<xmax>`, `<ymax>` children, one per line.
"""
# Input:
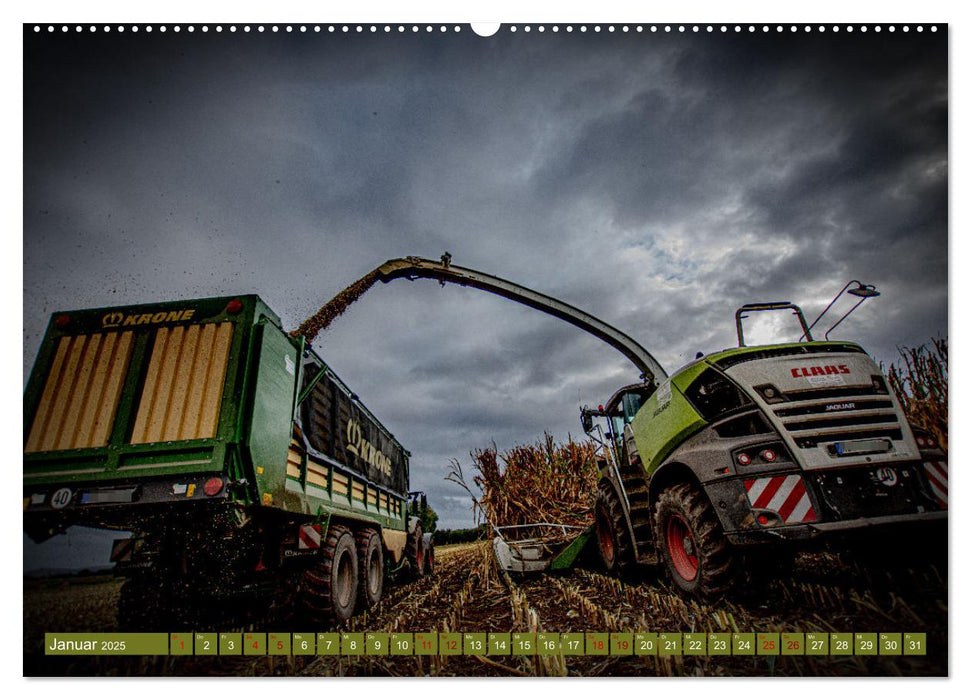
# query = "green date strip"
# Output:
<box><xmin>43</xmin><ymin>631</ymin><xmax>927</xmax><ymax>656</ymax></box>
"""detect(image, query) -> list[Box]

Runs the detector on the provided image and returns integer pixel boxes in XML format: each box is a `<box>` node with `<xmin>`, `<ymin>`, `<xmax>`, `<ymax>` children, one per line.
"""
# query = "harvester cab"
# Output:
<box><xmin>581</xmin><ymin>382</ymin><xmax>655</xmax><ymax>471</ymax></box>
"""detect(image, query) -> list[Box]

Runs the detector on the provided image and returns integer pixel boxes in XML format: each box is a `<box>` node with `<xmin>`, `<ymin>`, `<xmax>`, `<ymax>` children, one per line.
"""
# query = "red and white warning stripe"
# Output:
<box><xmin>744</xmin><ymin>474</ymin><xmax>817</xmax><ymax>524</ymax></box>
<box><xmin>922</xmin><ymin>460</ymin><xmax>948</xmax><ymax>509</ymax></box>
<box><xmin>298</xmin><ymin>523</ymin><xmax>323</xmax><ymax>549</ymax></box>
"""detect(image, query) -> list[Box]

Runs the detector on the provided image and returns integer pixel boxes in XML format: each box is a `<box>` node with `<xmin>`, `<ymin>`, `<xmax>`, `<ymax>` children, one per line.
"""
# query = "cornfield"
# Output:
<box><xmin>448</xmin><ymin>434</ymin><xmax>600</xmax><ymax>531</ymax></box>
<box><xmin>885</xmin><ymin>337</ymin><xmax>948</xmax><ymax>451</ymax></box>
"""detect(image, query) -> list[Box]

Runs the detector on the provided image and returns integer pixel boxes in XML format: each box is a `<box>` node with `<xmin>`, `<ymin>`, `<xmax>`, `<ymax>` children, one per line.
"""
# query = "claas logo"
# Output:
<box><xmin>790</xmin><ymin>364</ymin><xmax>850</xmax><ymax>378</ymax></box>
<box><xmin>102</xmin><ymin>309</ymin><xmax>196</xmax><ymax>328</ymax></box>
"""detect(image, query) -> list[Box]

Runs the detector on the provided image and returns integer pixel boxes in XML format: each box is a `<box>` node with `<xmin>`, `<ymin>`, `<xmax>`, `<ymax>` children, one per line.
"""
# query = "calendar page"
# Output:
<box><xmin>22</xmin><ymin>14</ymin><xmax>949</xmax><ymax>680</ymax></box>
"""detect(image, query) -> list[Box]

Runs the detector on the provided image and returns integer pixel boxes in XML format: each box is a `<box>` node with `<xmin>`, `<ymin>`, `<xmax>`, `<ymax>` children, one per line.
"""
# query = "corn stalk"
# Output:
<box><xmin>885</xmin><ymin>337</ymin><xmax>948</xmax><ymax>450</ymax></box>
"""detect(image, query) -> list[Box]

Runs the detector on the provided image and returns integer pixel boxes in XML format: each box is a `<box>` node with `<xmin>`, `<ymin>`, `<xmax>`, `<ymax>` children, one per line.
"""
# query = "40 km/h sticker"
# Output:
<box><xmin>50</xmin><ymin>488</ymin><xmax>72</xmax><ymax>509</ymax></box>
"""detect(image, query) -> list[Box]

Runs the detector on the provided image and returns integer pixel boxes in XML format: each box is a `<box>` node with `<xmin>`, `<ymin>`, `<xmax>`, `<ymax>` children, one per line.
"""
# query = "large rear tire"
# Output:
<box><xmin>654</xmin><ymin>483</ymin><xmax>738</xmax><ymax>600</ymax></box>
<box><xmin>595</xmin><ymin>480</ymin><xmax>634</xmax><ymax>574</ymax></box>
<box><xmin>356</xmin><ymin>528</ymin><xmax>384</xmax><ymax>610</ymax></box>
<box><xmin>424</xmin><ymin>536</ymin><xmax>435</xmax><ymax>576</ymax></box>
<box><xmin>302</xmin><ymin>524</ymin><xmax>359</xmax><ymax>623</ymax></box>
<box><xmin>406</xmin><ymin>522</ymin><xmax>425</xmax><ymax>578</ymax></box>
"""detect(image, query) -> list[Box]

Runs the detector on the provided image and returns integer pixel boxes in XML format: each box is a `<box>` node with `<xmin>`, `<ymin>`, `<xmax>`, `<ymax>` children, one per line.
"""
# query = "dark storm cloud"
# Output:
<box><xmin>24</xmin><ymin>28</ymin><xmax>946</xmax><ymax>528</ymax></box>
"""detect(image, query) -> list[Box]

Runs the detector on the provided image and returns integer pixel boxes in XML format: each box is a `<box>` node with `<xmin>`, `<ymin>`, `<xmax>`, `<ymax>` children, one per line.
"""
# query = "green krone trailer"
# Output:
<box><xmin>23</xmin><ymin>295</ymin><xmax>432</xmax><ymax>628</ymax></box>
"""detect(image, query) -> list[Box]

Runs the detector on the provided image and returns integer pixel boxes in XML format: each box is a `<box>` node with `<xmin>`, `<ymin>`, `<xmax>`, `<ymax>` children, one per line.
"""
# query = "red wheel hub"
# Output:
<box><xmin>666</xmin><ymin>514</ymin><xmax>699</xmax><ymax>582</ymax></box>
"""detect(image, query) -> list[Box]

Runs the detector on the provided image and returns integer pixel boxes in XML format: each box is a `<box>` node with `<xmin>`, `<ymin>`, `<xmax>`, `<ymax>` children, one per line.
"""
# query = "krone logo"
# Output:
<box><xmin>102</xmin><ymin>311</ymin><xmax>124</xmax><ymax>328</ymax></box>
<box><xmin>346</xmin><ymin>418</ymin><xmax>392</xmax><ymax>478</ymax></box>
<box><xmin>101</xmin><ymin>308</ymin><xmax>196</xmax><ymax>328</ymax></box>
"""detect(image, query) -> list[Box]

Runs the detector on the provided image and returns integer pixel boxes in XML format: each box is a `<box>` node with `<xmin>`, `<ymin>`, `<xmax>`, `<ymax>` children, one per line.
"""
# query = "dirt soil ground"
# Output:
<box><xmin>24</xmin><ymin>542</ymin><xmax>947</xmax><ymax>677</ymax></box>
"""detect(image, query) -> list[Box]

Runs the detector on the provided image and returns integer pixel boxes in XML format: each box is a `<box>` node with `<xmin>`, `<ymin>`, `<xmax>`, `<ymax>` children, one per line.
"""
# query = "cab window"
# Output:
<box><xmin>622</xmin><ymin>393</ymin><xmax>645</xmax><ymax>422</ymax></box>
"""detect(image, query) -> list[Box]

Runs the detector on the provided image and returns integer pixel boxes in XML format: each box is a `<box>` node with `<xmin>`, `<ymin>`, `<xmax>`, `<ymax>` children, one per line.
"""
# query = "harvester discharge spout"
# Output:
<box><xmin>375</xmin><ymin>256</ymin><xmax>668</xmax><ymax>386</ymax></box>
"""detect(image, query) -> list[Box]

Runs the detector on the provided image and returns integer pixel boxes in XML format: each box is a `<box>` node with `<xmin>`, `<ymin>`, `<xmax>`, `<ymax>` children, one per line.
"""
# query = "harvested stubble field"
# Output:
<box><xmin>24</xmin><ymin>541</ymin><xmax>946</xmax><ymax>677</ymax></box>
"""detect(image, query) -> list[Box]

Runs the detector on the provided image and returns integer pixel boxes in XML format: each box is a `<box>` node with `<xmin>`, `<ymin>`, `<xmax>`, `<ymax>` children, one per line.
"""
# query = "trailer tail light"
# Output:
<box><xmin>226</xmin><ymin>299</ymin><xmax>243</xmax><ymax>314</ymax></box>
<box><xmin>757</xmin><ymin>514</ymin><xmax>770</xmax><ymax>526</ymax></box>
<box><xmin>55</xmin><ymin>314</ymin><xmax>71</xmax><ymax>328</ymax></box>
<box><xmin>203</xmin><ymin>477</ymin><xmax>224</xmax><ymax>497</ymax></box>
<box><xmin>761</xmin><ymin>449</ymin><xmax>777</xmax><ymax>462</ymax></box>
<box><xmin>737</xmin><ymin>452</ymin><xmax>751</xmax><ymax>466</ymax></box>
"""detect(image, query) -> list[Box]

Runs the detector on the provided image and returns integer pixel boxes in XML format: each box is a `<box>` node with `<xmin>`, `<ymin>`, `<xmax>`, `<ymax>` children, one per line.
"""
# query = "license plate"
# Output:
<box><xmin>80</xmin><ymin>487</ymin><xmax>137</xmax><ymax>504</ymax></box>
<box><xmin>833</xmin><ymin>438</ymin><xmax>893</xmax><ymax>456</ymax></box>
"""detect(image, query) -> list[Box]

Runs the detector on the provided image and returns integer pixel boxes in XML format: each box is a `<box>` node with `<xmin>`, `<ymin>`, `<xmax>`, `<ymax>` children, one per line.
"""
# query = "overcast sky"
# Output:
<box><xmin>24</xmin><ymin>26</ymin><xmax>947</xmax><ymax>534</ymax></box>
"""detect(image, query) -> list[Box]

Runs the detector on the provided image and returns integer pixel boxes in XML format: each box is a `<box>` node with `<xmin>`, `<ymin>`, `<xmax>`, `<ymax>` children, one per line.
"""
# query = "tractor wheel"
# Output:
<box><xmin>356</xmin><ymin>528</ymin><xmax>384</xmax><ymax>610</ymax></box>
<box><xmin>406</xmin><ymin>522</ymin><xmax>425</xmax><ymax>578</ymax></box>
<box><xmin>654</xmin><ymin>483</ymin><xmax>738</xmax><ymax>600</ymax></box>
<box><xmin>424</xmin><ymin>538</ymin><xmax>436</xmax><ymax>576</ymax></box>
<box><xmin>595</xmin><ymin>480</ymin><xmax>634</xmax><ymax>574</ymax></box>
<box><xmin>302</xmin><ymin>524</ymin><xmax>359</xmax><ymax>623</ymax></box>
